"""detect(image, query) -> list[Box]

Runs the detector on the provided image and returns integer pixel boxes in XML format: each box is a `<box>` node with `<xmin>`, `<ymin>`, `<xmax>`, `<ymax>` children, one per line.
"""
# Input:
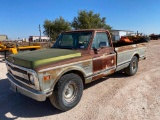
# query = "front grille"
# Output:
<box><xmin>6</xmin><ymin>60</ymin><xmax>39</xmax><ymax>90</ymax></box>
<box><xmin>7</xmin><ymin>63</ymin><xmax>30</xmax><ymax>85</ymax></box>
<box><xmin>8</xmin><ymin>70</ymin><xmax>30</xmax><ymax>84</ymax></box>
<box><xmin>7</xmin><ymin>64</ymin><xmax>27</xmax><ymax>74</ymax></box>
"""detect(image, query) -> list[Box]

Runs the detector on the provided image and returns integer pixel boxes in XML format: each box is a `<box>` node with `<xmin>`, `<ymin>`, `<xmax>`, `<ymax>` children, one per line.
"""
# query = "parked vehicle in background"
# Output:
<box><xmin>149</xmin><ymin>34</ymin><xmax>160</xmax><ymax>40</ymax></box>
<box><xmin>6</xmin><ymin>29</ymin><xmax>146</xmax><ymax>111</ymax></box>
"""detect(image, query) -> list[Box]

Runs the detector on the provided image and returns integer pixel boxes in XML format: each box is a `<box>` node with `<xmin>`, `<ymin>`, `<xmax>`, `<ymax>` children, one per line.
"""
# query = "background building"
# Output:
<box><xmin>111</xmin><ymin>30</ymin><xmax>134</xmax><ymax>41</ymax></box>
<box><xmin>29</xmin><ymin>36</ymin><xmax>50</xmax><ymax>42</ymax></box>
<box><xmin>0</xmin><ymin>34</ymin><xmax>8</xmax><ymax>41</ymax></box>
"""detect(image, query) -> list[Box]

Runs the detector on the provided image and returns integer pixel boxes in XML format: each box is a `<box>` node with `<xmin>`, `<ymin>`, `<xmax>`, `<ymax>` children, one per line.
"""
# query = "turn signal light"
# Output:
<box><xmin>43</xmin><ymin>75</ymin><xmax>51</xmax><ymax>81</ymax></box>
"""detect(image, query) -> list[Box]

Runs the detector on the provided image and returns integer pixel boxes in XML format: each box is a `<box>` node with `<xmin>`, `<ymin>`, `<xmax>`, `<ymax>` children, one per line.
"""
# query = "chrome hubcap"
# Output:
<box><xmin>63</xmin><ymin>81</ymin><xmax>78</xmax><ymax>102</ymax></box>
<box><xmin>132</xmin><ymin>60</ymin><xmax>137</xmax><ymax>70</ymax></box>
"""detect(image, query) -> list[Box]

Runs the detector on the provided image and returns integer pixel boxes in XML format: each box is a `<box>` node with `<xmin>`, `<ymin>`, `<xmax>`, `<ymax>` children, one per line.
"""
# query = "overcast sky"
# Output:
<box><xmin>0</xmin><ymin>0</ymin><xmax>159</xmax><ymax>39</ymax></box>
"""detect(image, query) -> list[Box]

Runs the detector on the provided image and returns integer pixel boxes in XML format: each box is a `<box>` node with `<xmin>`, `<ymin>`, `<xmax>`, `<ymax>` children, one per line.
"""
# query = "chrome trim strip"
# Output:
<box><xmin>86</xmin><ymin>66</ymin><xmax>116</xmax><ymax>78</ymax></box>
<box><xmin>117</xmin><ymin>60</ymin><xmax>131</xmax><ymax>67</ymax></box>
<box><xmin>39</xmin><ymin>59</ymin><xmax>93</xmax><ymax>72</ymax></box>
<box><xmin>93</xmin><ymin>66</ymin><xmax>116</xmax><ymax>77</ymax></box>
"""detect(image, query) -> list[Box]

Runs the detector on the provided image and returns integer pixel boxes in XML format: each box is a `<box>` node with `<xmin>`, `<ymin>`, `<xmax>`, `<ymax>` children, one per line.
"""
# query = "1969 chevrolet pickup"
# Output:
<box><xmin>6</xmin><ymin>29</ymin><xmax>146</xmax><ymax>111</ymax></box>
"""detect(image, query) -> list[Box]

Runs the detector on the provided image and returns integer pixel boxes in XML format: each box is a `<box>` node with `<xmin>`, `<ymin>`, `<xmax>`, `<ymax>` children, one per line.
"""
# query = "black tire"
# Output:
<box><xmin>49</xmin><ymin>73</ymin><xmax>83</xmax><ymax>111</ymax></box>
<box><xmin>124</xmin><ymin>56</ymin><xmax>138</xmax><ymax>76</ymax></box>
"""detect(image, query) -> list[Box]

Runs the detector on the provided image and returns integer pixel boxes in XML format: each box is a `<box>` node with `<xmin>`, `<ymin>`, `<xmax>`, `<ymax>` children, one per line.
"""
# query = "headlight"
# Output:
<box><xmin>29</xmin><ymin>74</ymin><xmax>35</xmax><ymax>85</ymax></box>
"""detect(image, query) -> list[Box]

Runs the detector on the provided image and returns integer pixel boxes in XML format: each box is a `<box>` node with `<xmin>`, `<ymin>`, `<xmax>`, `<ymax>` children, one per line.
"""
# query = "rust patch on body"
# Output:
<box><xmin>93</xmin><ymin>74</ymin><xmax>104</xmax><ymax>81</ymax></box>
<box><xmin>92</xmin><ymin>68</ymin><xmax>115</xmax><ymax>81</ymax></box>
<box><xmin>47</xmin><ymin>68</ymin><xmax>62</xmax><ymax>80</ymax></box>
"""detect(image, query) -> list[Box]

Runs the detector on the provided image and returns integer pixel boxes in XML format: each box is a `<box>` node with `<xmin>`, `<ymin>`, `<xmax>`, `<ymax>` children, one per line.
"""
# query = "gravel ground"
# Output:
<box><xmin>0</xmin><ymin>40</ymin><xmax>160</xmax><ymax>120</ymax></box>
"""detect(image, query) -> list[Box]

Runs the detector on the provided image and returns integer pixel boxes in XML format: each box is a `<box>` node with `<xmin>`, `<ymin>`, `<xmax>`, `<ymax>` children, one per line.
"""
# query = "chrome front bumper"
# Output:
<box><xmin>7</xmin><ymin>73</ymin><xmax>52</xmax><ymax>101</ymax></box>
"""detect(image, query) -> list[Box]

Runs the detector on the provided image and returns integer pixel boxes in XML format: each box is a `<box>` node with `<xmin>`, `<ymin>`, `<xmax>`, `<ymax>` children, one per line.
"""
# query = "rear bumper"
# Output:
<box><xmin>139</xmin><ymin>56</ymin><xmax>146</xmax><ymax>61</ymax></box>
<box><xmin>7</xmin><ymin>73</ymin><xmax>52</xmax><ymax>101</ymax></box>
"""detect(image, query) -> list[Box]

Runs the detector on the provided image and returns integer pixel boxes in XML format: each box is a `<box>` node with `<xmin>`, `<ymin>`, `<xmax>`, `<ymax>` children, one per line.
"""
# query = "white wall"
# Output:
<box><xmin>111</xmin><ymin>31</ymin><xmax>127</xmax><ymax>41</ymax></box>
<box><xmin>119</xmin><ymin>31</ymin><xmax>127</xmax><ymax>37</ymax></box>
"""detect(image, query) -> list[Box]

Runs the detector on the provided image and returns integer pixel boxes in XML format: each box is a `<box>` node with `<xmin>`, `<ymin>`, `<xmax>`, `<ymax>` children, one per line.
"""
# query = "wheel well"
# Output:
<box><xmin>134</xmin><ymin>54</ymin><xmax>139</xmax><ymax>61</ymax></box>
<box><xmin>64</xmin><ymin>70</ymin><xmax>85</xmax><ymax>85</ymax></box>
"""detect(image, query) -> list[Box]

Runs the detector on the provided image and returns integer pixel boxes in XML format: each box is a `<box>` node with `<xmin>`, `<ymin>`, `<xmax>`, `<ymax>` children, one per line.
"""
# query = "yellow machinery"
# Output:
<box><xmin>0</xmin><ymin>41</ymin><xmax>41</xmax><ymax>58</ymax></box>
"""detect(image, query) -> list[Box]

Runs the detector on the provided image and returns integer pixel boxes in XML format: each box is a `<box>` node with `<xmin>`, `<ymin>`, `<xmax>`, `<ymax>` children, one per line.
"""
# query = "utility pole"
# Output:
<box><xmin>49</xmin><ymin>27</ymin><xmax>51</xmax><ymax>42</ymax></box>
<box><xmin>39</xmin><ymin>24</ymin><xmax>41</xmax><ymax>41</ymax></box>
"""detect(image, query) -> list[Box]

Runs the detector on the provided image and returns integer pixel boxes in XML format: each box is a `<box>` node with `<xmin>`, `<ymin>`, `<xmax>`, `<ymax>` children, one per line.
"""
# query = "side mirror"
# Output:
<box><xmin>92</xmin><ymin>47</ymin><xmax>98</xmax><ymax>54</ymax></box>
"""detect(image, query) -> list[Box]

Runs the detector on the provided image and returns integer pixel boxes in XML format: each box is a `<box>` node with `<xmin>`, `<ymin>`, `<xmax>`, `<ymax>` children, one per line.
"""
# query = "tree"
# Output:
<box><xmin>71</xmin><ymin>10</ymin><xmax>112</xmax><ymax>30</ymax></box>
<box><xmin>43</xmin><ymin>17</ymin><xmax>71</xmax><ymax>41</ymax></box>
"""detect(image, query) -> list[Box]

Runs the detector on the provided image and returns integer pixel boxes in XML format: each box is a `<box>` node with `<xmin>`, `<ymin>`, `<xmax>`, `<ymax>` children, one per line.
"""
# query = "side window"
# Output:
<box><xmin>92</xmin><ymin>32</ymin><xmax>110</xmax><ymax>49</ymax></box>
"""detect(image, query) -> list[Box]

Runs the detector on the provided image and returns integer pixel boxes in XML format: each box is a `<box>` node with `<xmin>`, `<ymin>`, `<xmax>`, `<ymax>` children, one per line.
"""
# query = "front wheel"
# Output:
<box><xmin>49</xmin><ymin>73</ymin><xmax>83</xmax><ymax>111</ymax></box>
<box><xmin>124</xmin><ymin>56</ymin><xmax>138</xmax><ymax>76</ymax></box>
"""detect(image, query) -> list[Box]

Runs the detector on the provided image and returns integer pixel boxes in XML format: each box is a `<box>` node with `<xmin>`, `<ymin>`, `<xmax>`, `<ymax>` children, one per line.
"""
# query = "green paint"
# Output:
<box><xmin>7</xmin><ymin>48</ymin><xmax>81</xmax><ymax>69</ymax></box>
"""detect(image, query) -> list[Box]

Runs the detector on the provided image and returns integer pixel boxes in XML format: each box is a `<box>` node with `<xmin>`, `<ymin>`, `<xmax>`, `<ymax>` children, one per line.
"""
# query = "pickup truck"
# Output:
<box><xmin>6</xmin><ymin>29</ymin><xmax>146</xmax><ymax>111</ymax></box>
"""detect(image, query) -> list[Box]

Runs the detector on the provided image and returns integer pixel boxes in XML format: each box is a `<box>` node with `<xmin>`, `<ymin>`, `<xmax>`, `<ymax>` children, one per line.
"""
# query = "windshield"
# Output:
<box><xmin>52</xmin><ymin>32</ymin><xmax>92</xmax><ymax>49</ymax></box>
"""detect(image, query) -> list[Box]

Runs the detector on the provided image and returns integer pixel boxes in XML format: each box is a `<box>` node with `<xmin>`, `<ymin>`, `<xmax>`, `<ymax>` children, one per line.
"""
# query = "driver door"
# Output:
<box><xmin>91</xmin><ymin>32</ymin><xmax>116</xmax><ymax>81</ymax></box>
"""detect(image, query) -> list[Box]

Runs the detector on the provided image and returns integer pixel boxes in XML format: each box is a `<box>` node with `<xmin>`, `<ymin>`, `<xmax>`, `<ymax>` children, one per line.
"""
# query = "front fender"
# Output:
<box><xmin>38</xmin><ymin>60</ymin><xmax>92</xmax><ymax>91</ymax></box>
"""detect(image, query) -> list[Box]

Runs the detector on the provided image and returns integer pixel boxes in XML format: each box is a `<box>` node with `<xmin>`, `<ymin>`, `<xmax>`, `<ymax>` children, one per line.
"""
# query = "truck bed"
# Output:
<box><xmin>114</xmin><ymin>43</ymin><xmax>146</xmax><ymax>72</ymax></box>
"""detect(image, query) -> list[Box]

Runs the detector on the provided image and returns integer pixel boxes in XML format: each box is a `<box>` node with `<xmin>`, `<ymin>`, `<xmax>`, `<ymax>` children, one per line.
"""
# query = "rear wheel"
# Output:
<box><xmin>124</xmin><ymin>56</ymin><xmax>138</xmax><ymax>76</ymax></box>
<box><xmin>49</xmin><ymin>73</ymin><xmax>83</xmax><ymax>111</ymax></box>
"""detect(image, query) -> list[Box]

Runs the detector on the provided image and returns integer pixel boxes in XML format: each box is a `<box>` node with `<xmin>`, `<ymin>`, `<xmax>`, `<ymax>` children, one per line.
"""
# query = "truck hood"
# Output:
<box><xmin>7</xmin><ymin>48</ymin><xmax>81</xmax><ymax>69</ymax></box>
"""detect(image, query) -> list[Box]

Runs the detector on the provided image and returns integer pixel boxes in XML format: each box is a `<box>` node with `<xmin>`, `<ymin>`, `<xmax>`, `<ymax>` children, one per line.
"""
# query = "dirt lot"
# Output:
<box><xmin>0</xmin><ymin>40</ymin><xmax>160</xmax><ymax>120</ymax></box>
